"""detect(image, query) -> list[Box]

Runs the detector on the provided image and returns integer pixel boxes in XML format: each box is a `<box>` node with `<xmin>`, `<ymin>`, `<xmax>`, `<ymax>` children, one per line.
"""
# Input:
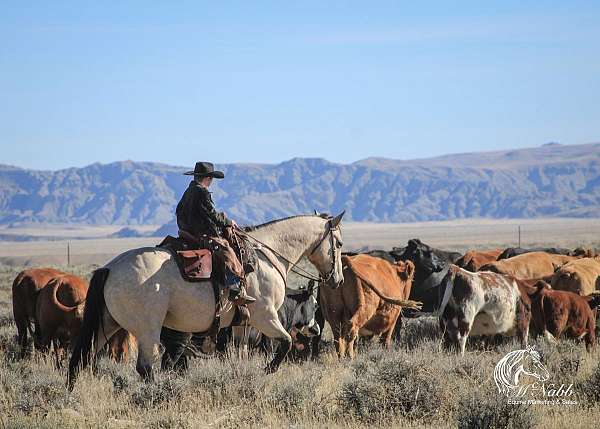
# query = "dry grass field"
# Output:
<box><xmin>1</xmin><ymin>219</ymin><xmax>600</xmax><ymax>428</ymax></box>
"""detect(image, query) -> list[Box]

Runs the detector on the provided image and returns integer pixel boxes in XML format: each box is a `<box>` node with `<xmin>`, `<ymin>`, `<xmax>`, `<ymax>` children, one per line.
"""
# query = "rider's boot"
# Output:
<box><xmin>225</xmin><ymin>272</ymin><xmax>256</xmax><ymax>305</ymax></box>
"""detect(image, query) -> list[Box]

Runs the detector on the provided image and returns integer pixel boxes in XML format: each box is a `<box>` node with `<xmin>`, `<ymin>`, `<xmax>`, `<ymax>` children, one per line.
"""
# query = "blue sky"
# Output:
<box><xmin>1</xmin><ymin>1</ymin><xmax>599</xmax><ymax>170</ymax></box>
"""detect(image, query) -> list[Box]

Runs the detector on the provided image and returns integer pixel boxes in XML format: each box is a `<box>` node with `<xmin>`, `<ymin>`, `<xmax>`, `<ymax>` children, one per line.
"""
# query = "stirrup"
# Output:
<box><xmin>231</xmin><ymin>292</ymin><xmax>256</xmax><ymax>305</ymax></box>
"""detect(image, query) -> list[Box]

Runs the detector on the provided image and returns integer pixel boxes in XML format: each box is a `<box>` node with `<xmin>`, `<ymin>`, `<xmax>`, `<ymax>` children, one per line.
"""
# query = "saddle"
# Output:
<box><xmin>158</xmin><ymin>230</ymin><xmax>248</xmax><ymax>284</ymax></box>
<box><xmin>157</xmin><ymin>230</ymin><xmax>251</xmax><ymax>344</ymax></box>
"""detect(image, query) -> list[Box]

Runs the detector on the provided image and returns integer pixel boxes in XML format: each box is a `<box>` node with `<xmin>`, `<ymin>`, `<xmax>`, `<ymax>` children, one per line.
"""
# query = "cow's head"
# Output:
<box><xmin>288</xmin><ymin>288</ymin><xmax>320</xmax><ymax>338</ymax></box>
<box><xmin>398</xmin><ymin>239</ymin><xmax>445</xmax><ymax>274</ymax></box>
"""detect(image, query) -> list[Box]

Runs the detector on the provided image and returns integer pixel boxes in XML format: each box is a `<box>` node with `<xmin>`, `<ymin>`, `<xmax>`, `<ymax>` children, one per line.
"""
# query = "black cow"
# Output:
<box><xmin>215</xmin><ymin>285</ymin><xmax>320</xmax><ymax>358</ymax></box>
<box><xmin>395</xmin><ymin>239</ymin><xmax>459</xmax><ymax>313</ymax></box>
<box><xmin>497</xmin><ymin>247</ymin><xmax>573</xmax><ymax>260</ymax></box>
<box><xmin>342</xmin><ymin>250</ymin><xmax>396</xmax><ymax>263</ymax></box>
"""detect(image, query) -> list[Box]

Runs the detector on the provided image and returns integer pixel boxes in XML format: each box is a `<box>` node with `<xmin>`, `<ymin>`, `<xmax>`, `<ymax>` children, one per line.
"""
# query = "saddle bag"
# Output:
<box><xmin>177</xmin><ymin>249</ymin><xmax>212</xmax><ymax>280</ymax></box>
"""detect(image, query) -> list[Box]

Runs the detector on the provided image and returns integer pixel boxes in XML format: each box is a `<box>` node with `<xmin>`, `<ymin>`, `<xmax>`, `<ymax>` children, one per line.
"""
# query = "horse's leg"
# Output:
<box><xmin>252</xmin><ymin>314</ymin><xmax>292</xmax><ymax>373</ymax></box>
<box><xmin>136</xmin><ymin>330</ymin><xmax>163</xmax><ymax>382</ymax></box>
<box><xmin>310</xmin><ymin>302</ymin><xmax>325</xmax><ymax>360</ymax></box>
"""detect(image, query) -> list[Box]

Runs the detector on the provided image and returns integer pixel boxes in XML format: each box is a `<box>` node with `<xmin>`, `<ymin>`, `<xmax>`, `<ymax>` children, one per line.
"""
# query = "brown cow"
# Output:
<box><xmin>455</xmin><ymin>248</ymin><xmax>503</xmax><ymax>272</ymax></box>
<box><xmin>530</xmin><ymin>281</ymin><xmax>598</xmax><ymax>351</ymax></box>
<box><xmin>551</xmin><ymin>257</ymin><xmax>600</xmax><ymax>296</ymax></box>
<box><xmin>12</xmin><ymin>268</ymin><xmax>65</xmax><ymax>357</ymax></box>
<box><xmin>35</xmin><ymin>274</ymin><xmax>88</xmax><ymax>366</ymax></box>
<box><xmin>320</xmin><ymin>254</ymin><xmax>419</xmax><ymax>359</ymax></box>
<box><xmin>480</xmin><ymin>252</ymin><xmax>576</xmax><ymax>279</ymax></box>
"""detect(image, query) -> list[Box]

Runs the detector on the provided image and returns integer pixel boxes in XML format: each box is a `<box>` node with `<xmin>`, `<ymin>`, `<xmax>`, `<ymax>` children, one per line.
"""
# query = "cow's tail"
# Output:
<box><xmin>345</xmin><ymin>258</ymin><xmax>422</xmax><ymax>310</ymax></box>
<box><xmin>48</xmin><ymin>278</ymin><xmax>80</xmax><ymax>313</ymax></box>
<box><xmin>68</xmin><ymin>268</ymin><xmax>109</xmax><ymax>390</ymax></box>
<box><xmin>436</xmin><ymin>269</ymin><xmax>455</xmax><ymax>317</ymax></box>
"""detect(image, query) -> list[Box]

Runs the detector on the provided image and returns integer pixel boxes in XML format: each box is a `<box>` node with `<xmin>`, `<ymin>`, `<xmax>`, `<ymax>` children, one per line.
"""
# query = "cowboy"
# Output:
<box><xmin>176</xmin><ymin>161</ymin><xmax>255</xmax><ymax>304</ymax></box>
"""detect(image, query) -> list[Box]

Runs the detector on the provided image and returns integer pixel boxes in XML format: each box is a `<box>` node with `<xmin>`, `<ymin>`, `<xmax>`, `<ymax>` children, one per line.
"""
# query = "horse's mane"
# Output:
<box><xmin>244</xmin><ymin>213</ymin><xmax>331</xmax><ymax>232</ymax></box>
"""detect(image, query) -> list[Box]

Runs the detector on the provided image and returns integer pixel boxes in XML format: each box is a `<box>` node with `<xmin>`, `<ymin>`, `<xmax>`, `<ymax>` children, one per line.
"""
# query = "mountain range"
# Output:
<box><xmin>1</xmin><ymin>142</ymin><xmax>599</xmax><ymax>228</ymax></box>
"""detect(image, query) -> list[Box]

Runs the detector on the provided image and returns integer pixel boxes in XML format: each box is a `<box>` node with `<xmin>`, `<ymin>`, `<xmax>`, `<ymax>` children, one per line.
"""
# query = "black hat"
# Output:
<box><xmin>183</xmin><ymin>162</ymin><xmax>225</xmax><ymax>179</ymax></box>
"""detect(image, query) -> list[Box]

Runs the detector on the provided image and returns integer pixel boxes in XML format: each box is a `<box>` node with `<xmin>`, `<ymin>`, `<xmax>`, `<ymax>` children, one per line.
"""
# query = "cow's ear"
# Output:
<box><xmin>397</xmin><ymin>260</ymin><xmax>415</xmax><ymax>281</ymax></box>
<box><xmin>331</xmin><ymin>210</ymin><xmax>345</xmax><ymax>228</ymax></box>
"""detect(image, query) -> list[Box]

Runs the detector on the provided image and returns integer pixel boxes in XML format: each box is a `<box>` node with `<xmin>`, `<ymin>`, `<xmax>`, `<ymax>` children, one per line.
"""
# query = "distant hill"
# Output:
<box><xmin>1</xmin><ymin>142</ymin><xmax>600</xmax><ymax>226</ymax></box>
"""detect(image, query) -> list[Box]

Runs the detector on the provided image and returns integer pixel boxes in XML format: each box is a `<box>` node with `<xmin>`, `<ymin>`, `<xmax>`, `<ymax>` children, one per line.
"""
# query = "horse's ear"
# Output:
<box><xmin>331</xmin><ymin>210</ymin><xmax>345</xmax><ymax>228</ymax></box>
<box><xmin>314</xmin><ymin>209</ymin><xmax>319</xmax><ymax>215</ymax></box>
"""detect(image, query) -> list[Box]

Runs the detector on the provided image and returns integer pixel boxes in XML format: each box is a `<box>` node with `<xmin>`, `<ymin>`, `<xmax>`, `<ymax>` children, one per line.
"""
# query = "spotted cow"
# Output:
<box><xmin>440</xmin><ymin>265</ymin><xmax>531</xmax><ymax>355</ymax></box>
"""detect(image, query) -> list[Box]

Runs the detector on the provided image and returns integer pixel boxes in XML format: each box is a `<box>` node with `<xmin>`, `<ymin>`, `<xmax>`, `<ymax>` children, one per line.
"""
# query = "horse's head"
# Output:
<box><xmin>308</xmin><ymin>211</ymin><xmax>345</xmax><ymax>288</ymax></box>
<box><xmin>520</xmin><ymin>347</ymin><xmax>550</xmax><ymax>382</ymax></box>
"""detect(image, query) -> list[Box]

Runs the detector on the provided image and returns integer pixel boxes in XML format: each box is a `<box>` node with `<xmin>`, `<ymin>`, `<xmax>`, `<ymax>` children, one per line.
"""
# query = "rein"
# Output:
<box><xmin>234</xmin><ymin>221</ymin><xmax>338</xmax><ymax>283</ymax></box>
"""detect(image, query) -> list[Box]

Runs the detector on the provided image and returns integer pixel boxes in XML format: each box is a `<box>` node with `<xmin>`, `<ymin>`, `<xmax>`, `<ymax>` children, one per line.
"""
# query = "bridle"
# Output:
<box><xmin>235</xmin><ymin>217</ymin><xmax>341</xmax><ymax>284</ymax></box>
<box><xmin>307</xmin><ymin>218</ymin><xmax>341</xmax><ymax>283</ymax></box>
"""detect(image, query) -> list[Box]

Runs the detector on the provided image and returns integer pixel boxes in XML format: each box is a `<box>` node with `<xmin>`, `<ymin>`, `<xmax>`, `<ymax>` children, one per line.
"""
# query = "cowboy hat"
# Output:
<box><xmin>183</xmin><ymin>161</ymin><xmax>225</xmax><ymax>178</ymax></box>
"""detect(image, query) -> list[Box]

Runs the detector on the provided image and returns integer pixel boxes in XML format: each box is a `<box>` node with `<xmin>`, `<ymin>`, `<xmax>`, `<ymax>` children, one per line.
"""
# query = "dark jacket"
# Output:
<box><xmin>176</xmin><ymin>181</ymin><xmax>232</xmax><ymax>237</ymax></box>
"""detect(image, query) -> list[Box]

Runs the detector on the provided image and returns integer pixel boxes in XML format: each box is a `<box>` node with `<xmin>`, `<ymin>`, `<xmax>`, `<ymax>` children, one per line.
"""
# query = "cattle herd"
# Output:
<box><xmin>9</xmin><ymin>238</ymin><xmax>600</xmax><ymax>382</ymax></box>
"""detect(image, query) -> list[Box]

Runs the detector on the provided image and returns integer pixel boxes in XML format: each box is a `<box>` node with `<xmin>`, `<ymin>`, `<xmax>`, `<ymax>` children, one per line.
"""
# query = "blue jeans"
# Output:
<box><xmin>224</xmin><ymin>271</ymin><xmax>241</xmax><ymax>289</ymax></box>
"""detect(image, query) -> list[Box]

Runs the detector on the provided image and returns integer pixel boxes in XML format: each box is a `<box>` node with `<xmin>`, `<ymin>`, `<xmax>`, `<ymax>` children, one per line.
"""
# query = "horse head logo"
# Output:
<box><xmin>494</xmin><ymin>346</ymin><xmax>550</xmax><ymax>397</ymax></box>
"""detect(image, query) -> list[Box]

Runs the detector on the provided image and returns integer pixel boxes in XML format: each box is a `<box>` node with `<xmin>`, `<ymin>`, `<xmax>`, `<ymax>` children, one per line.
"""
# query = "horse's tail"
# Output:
<box><xmin>68</xmin><ymin>268</ymin><xmax>109</xmax><ymax>390</ymax></box>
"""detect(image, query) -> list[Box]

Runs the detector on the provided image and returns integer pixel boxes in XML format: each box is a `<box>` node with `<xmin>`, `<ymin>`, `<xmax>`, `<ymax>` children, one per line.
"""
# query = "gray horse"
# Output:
<box><xmin>68</xmin><ymin>213</ymin><xmax>344</xmax><ymax>387</ymax></box>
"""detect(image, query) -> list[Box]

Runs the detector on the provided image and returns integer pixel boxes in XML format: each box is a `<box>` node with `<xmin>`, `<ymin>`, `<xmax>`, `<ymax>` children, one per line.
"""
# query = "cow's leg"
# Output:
<box><xmin>330</xmin><ymin>322</ymin><xmax>347</xmax><ymax>358</ymax></box>
<box><xmin>14</xmin><ymin>316</ymin><xmax>30</xmax><ymax>358</ymax></box>
<box><xmin>545</xmin><ymin>316</ymin><xmax>564</xmax><ymax>343</ymax></box>
<box><xmin>160</xmin><ymin>327</ymin><xmax>192</xmax><ymax>372</ymax></box>
<box><xmin>516</xmin><ymin>299</ymin><xmax>531</xmax><ymax>348</ymax></box>
<box><xmin>54</xmin><ymin>339</ymin><xmax>69</xmax><ymax>369</ymax></box>
<box><xmin>380</xmin><ymin>327</ymin><xmax>395</xmax><ymax>349</ymax></box>
<box><xmin>441</xmin><ymin>306</ymin><xmax>459</xmax><ymax>351</ymax></box>
<box><xmin>36</xmin><ymin>324</ymin><xmax>56</xmax><ymax>355</ymax></box>
<box><xmin>392</xmin><ymin>316</ymin><xmax>404</xmax><ymax>343</ymax></box>
<box><xmin>586</xmin><ymin>317</ymin><xmax>596</xmax><ymax>352</ymax></box>
<box><xmin>543</xmin><ymin>329</ymin><xmax>558</xmax><ymax>344</ymax></box>
<box><xmin>454</xmin><ymin>310</ymin><xmax>473</xmax><ymax>356</ymax></box>
<box><xmin>342</xmin><ymin>309</ymin><xmax>377</xmax><ymax>359</ymax></box>
<box><xmin>346</xmin><ymin>336</ymin><xmax>357</xmax><ymax>359</ymax></box>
